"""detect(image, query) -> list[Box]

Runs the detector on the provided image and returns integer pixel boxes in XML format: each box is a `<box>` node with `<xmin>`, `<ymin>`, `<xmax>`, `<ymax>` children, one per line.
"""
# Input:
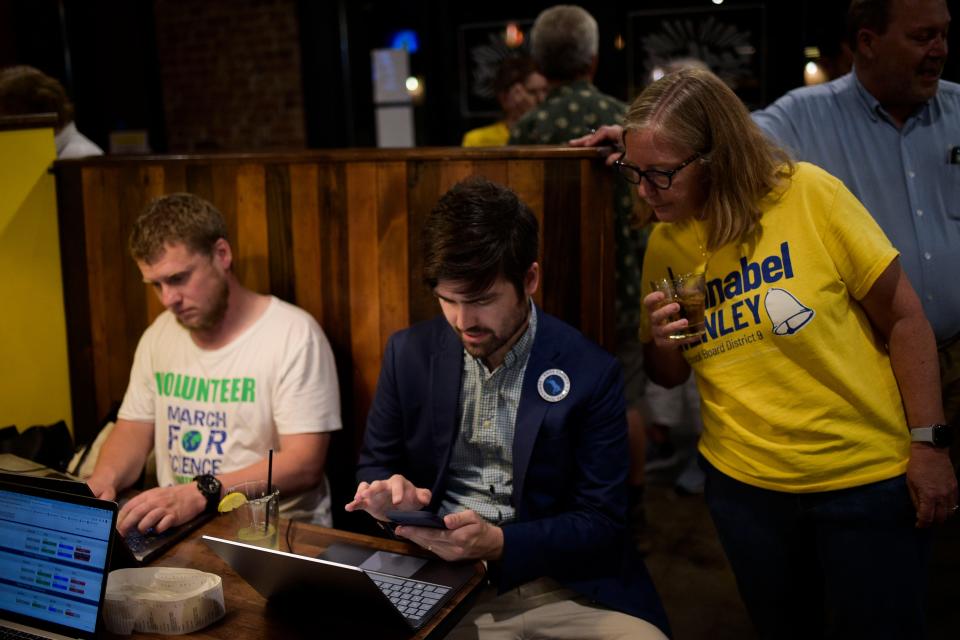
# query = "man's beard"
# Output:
<box><xmin>457</xmin><ymin>300</ymin><xmax>529</xmax><ymax>362</ymax></box>
<box><xmin>459</xmin><ymin>328</ymin><xmax>509</xmax><ymax>360</ymax></box>
<box><xmin>177</xmin><ymin>277</ymin><xmax>229</xmax><ymax>332</ymax></box>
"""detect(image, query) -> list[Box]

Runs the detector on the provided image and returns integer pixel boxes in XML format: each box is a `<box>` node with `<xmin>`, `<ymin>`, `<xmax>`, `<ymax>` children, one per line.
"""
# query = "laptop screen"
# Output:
<box><xmin>0</xmin><ymin>485</ymin><xmax>115</xmax><ymax>635</ymax></box>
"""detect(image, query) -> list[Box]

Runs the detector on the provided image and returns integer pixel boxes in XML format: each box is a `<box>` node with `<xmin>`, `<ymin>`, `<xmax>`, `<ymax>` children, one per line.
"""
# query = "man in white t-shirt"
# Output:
<box><xmin>87</xmin><ymin>193</ymin><xmax>342</xmax><ymax>532</ymax></box>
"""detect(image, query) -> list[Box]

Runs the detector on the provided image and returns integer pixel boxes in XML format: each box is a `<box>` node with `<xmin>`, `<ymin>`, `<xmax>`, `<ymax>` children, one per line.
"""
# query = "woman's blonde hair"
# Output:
<box><xmin>624</xmin><ymin>68</ymin><xmax>793</xmax><ymax>250</ymax></box>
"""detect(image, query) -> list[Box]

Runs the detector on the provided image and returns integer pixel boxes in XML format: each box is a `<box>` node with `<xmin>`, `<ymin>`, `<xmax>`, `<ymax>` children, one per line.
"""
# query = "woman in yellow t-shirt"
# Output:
<box><xmin>579</xmin><ymin>68</ymin><xmax>957</xmax><ymax>639</ymax></box>
<box><xmin>462</xmin><ymin>56</ymin><xmax>547</xmax><ymax>148</ymax></box>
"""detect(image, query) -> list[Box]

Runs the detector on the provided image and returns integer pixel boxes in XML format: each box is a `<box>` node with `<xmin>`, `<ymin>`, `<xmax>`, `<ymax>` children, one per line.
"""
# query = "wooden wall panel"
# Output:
<box><xmin>162</xmin><ymin>165</ymin><xmax>187</xmax><ymax>194</ymax></box>
<box><xmin>439</xmin><ymin>161</ymin><xmax>474</xmax><ymax>193</ymax></box>
<box><xmin>316</xmin><ymin>164</ymin><xmax>351</xmax><ymax>361</ymax></box>
<box><xmin>115</xmin><ymin>166</ymin><xmax>145</xmax><ymax>389</ymax></box>
<box><xmin>375</xmin><ymin>162</ymin><xmax>410</xmax><ymax>351</ymax></box>
<box><xmin>346</xmin><ymin>162</ymin><xmax>381</xmax><ymax>432</ymax></box>
<box><xmin>80</xmin><ymin>168</ymin><xmax>113</xmax><ymax>421</ymax></box>
<box><xmin>235</xmin><ymin>165</ymin><xmax>269</xmax><ymax>294</ymax></box>
<box><xmin>140</xmin><ymin>165</ymin><xmax>170</xmax><ymax>323</ymax></box>
<box><xmin>541</xmin><ymin>159</ymin><xmax>582</xmax><ymax>330</ymax></box>
<box><xmin>55</xmin><ymin>148</ymin><xmax>617</xmax><ymax>466</ymax></box>
<box><xmin>289</xmin><ymin>164</ymin><xmax>323</xmax><ymax>321</ymax></box>
<box><xmin>185</xmin><ymin>165</ymin><xmax>214</xmax><ymax>205</ymax></box>
<box><xmin>472</xmin><ymin>161</ymin><xmax>508</xmax><ymax>187</ymax></box>
<box><xmin>55</xmin><ymin>163</ymin><xmax>96</xmax><ymax>434</ymax></box>
<box><xmin>209</xmin><ymin>165</ymin><xmax>239</xmax><ymax>272</ymax></box>
<box><xmin>406</xmin><ymin>161</ymin><xmax>441</xmax><ymax>325</ymax></box>
<box><xmin>506</xmin><ymin>160</ymin><xmax>546</xmax><ymax>309</ymax></box>
<box><xmin>265</xmin><ymin>164</ymin><xmax>294</xmax><ymax>303</ymax></box>
<box><xmin>579</xmin><ymin>162</ymin><xmax>613</xmax><ymax>345</ymax></box>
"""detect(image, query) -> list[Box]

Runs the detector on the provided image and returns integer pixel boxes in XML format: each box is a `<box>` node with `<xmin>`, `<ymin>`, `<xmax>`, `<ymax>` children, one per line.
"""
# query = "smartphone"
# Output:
<box><xmin>384</xmin><ymin>510</ymin><xmax>448</xmax><ymax>529</ymax></box>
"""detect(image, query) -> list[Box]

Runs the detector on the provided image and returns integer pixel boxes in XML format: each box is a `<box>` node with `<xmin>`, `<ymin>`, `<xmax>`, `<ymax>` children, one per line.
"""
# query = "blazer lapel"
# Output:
<box><xmin>512</xmin><ymin>313</ymin><xmax>558</xmax><ymax>506</ymax></box>
<box><xmin>430</xmin><ymin>323</ymin><xmax>463</xmax><ymax>500</ymax></box>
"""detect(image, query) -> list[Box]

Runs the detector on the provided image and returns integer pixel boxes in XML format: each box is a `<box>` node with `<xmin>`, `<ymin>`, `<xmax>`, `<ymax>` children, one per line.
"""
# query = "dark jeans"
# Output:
<box><xmin>701</xmin><ymin>456</ymin><xmax>930</xmax><ymax>640</ymax></box>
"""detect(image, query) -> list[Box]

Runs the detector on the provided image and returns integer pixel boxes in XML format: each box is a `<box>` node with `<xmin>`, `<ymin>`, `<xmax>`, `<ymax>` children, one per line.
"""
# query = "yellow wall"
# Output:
<box><xmin>0</xmin><ymin>128</ymin><xmax>72</xmax><ymax>432</ymax></box>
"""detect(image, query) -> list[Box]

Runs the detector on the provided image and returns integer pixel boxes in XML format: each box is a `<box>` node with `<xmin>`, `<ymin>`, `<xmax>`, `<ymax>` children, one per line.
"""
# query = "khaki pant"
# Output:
<box><xmin>446</xmin><ymin>577</ymin><xmax>668</xmax><ymax>640</ymax></box>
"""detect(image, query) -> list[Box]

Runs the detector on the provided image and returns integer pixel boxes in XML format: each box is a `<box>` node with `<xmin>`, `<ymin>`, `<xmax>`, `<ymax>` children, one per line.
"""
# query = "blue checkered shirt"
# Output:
<box><xmin>439</xmin><ymin>304</ymin><xmax>538</xmax><ymax>524</ymax></box>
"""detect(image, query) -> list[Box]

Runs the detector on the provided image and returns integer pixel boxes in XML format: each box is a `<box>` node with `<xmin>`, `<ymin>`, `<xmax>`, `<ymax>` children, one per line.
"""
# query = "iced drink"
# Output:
<box><xmin>650</xmin><ymin>272</ymin><xmax>706</xmax><ymax>340</ymax></box>
<box><xmin>227</xmin><ymin>480</ymin><xmax>279</xmax><ymax>550</ymax></box>
<box><xmin>670</xmin><ymin>272</ymin><xmax>706</xmax><ymax>339</ymax></box>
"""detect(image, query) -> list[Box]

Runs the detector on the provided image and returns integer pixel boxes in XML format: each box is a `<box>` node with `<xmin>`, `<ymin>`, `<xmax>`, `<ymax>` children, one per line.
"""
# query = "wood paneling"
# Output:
<box><xmin>235</xmin><ymin>164</ymin><xmax>270</xmax><ymax>294</ymax></box>
<box><xmin>376</xmin><ymin>162</ymin><xmax>410</xmax><ymax>348</ymax></box>
<box><xmin>289</xmin><ymin>163</ymin><xmax>322</xmax><ymax>321</ymax></box>
<box><xmin>54</xmin><ymin>147</ymin><xmax>617</xmax><ymax>508</ymax></box>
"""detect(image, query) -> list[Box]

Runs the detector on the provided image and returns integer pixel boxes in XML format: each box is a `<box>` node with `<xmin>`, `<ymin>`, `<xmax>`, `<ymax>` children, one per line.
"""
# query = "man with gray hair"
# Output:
<box><xmin>510</xmin><ymin>5</ymin><xmax>653</xmax><ymax>548</ymax></box>
<box><xmin>509</xmin><ymin>5</ymin><xmax>615</xmax><ymax>144</ymax></box>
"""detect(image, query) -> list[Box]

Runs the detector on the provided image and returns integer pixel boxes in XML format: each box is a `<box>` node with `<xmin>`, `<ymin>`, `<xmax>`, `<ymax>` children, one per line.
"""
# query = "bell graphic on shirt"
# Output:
<box><xmin>764</xmin><ymin>288</ymin><xmax>815</xmax><ymax>336</ymax></box>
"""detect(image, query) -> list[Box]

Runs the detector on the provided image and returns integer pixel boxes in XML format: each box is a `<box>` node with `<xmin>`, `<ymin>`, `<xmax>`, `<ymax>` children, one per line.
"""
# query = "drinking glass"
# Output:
<box><xmin>227</xmin><ymin>480</ymin><xmax>279</xmax><ymax>549</ymax></box>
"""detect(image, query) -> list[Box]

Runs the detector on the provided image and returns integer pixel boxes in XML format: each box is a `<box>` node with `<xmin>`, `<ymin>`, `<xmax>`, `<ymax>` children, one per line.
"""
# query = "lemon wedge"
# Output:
<box><xmin>217</xmin><ymin>491</ymin><xmax>248</xmax><ymax>513</ymax></box>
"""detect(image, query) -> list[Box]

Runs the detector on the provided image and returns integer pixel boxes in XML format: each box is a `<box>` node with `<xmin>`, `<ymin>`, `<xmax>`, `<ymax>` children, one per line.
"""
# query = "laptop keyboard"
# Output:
<box><xmin>123</xmin><ymin>527</ymin><xmax>169</xmax><ymax>556</ymax></box>
<box><xmin>0</xmin><ymin>626</ymin><xmax>50</xmax><ymax>640</ymax></box>
<box><xmin>370</xmin><ymin>573</ymin><xmax>451</xmax><ymax>624</ymax></box>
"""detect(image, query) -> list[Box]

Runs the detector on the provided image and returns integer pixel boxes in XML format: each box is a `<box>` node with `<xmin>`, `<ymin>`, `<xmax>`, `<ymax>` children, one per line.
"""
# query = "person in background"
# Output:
<box><xmin>87</xmin><ymin>193</ymin><xmax>341</xmax><ymax>532</ymax></box>
<box><xmin>462</xmin><ymin>55</ymin><xmax>547</xmax><ymax>147</ymax></box>
<box><xmin>509</xmin><ymin>5</ymin><xmax>653</xmax><ymax>547</ymax></box>
<box><xmin>0</xmin><ymin>65</ymin><xmax>103</xmax><ymax>158</ymax></box>
<box><xmin>509</xmin><ymin>4</ymin><xmax>624</xmax><ymax>143</ymax></box>
<box><xmin>751</xmin><ymin>0</ymin><xmax>959</xmax><ymax>465</ymax></box>
<box><xmin>346</xmin><ymin>177</ymin><xmax>670</xmax><ymax>639</ymax></box>
<box><xmin>625</xmin><ymin>67</ymin><xmax>955</xmax><ymax>639</ymax></box>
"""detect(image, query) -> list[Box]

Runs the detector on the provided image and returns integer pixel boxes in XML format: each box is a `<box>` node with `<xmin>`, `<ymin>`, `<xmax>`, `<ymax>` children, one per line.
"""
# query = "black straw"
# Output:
<box><xmin>265</xmin><ymin>448</ymin><xmax>274</xmax><ymax>534</ymax></box>
<box><xmin>267</xmin><ymin>448</ymin><xmax>274</xmax><ymax>495</ymax></box>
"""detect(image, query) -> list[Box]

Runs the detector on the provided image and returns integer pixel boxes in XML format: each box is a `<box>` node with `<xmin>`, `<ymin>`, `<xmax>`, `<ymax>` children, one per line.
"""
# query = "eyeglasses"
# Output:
<box><xmin>614</xmin><ymin>152</ymin><xmax>702</xmax><ymax>190</ymax></box>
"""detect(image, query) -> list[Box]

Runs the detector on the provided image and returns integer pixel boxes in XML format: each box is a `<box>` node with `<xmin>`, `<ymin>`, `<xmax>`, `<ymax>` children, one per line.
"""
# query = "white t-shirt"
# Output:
<box><xmin>118</xmin><ymin>296</ymin><xmax>342</xmax><ymax>524</ymax></box>
<box><xmin>55</xmin><ymin>122</ymin><xmax>104</xmax><ymax>159</ymax></box>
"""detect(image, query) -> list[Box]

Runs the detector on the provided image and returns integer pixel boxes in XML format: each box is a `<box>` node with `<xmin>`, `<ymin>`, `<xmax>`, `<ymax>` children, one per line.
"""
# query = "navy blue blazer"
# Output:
<box><xmin>357</xmin><ymin>308</ymin><xmax>670</xmax><ymax>635</ymax></box>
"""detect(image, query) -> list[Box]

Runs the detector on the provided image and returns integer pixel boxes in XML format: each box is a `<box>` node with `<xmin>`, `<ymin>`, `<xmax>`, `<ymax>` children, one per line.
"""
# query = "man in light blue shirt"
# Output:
<box><xmin>753</xmin><ymin>0</ymin><xmax>960</xmax><ymax>436</ymax></box>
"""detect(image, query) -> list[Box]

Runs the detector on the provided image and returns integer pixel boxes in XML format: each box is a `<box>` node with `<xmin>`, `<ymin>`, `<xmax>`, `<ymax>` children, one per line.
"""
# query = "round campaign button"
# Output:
<box><xmin>538</xmin><ymin>369</ymin><xmax>570</xmax><ymax>403</ymax></box>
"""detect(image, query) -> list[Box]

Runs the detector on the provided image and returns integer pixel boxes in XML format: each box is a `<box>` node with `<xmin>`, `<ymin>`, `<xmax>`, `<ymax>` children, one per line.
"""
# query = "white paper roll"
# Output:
<box><xmin>103</xmin><ymin>568</ymin><xmax>225</xmax><ymax>635</ymax></box>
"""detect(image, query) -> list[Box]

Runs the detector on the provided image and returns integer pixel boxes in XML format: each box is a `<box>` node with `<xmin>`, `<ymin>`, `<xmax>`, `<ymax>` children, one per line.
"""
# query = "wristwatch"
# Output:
<box><xmin>193</xmin><ymin>474</ymin><xmax>222</xmax><ymax>514</ymax></box>
<box><xmin>910</xmin><ymin>424</ymin><xmax>954</xmax><ymax>448</ymax></box>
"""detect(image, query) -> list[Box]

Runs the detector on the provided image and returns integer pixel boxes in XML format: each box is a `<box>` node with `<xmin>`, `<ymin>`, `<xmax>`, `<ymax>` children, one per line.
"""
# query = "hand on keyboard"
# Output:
<box><xmin>117</xmin><ymin>484</ymin><xmax>206</xmax><ymax>535</ymax></box>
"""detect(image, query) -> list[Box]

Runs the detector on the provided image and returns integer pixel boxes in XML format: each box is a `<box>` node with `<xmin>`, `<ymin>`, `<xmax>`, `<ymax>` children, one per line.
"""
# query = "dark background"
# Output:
<box><xmin>2</xmin><ymin>0</ymin><xmax>957</xmax><ymax>152</ymax></box>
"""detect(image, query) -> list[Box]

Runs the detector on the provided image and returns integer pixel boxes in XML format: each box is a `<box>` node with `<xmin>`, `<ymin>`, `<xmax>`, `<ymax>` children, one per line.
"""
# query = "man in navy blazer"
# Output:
<box><xmin>346</xmin><ymin>177</ymin><xmax>669</xmax><ymax>638</ymax></box>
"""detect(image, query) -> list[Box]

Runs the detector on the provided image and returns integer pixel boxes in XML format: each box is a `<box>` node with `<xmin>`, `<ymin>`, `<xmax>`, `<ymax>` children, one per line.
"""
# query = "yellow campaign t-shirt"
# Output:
<box><xmin>462</xmin><ymin>121</ymin><xmax>510</xmax><ymax>147</ymax></box>
<box><xmin>640</xmin><ymin>162</ymin><xmax>908</xmax><ymax>492</ymax></box>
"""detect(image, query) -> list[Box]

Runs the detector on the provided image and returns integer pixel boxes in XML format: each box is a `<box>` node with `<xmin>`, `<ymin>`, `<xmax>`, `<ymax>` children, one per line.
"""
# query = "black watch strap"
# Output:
<box><xmin>193</xmin><ymin>474</ymin><xmax>222</xmax><ymax>514</ymax></box>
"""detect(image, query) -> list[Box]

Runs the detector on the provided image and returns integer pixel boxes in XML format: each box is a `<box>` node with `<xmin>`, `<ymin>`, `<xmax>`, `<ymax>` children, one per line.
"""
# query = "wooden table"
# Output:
<box><xmin>104</xmin><ymin>517</ymin><xmax>486</xmax><ymax>639</ymax></box>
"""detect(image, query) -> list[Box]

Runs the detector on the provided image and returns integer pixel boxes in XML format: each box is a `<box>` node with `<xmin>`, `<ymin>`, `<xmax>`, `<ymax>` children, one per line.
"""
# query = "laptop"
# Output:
<box><xmin>203</xmin><ymin>535</ymin><xmax>477</xmax><ymax>633</ymax></box>
<box><xmin>0</xmin><ymin>479</ymin><xmax>118</xmax><ymax>640</ymax></box>
<box><xmin>0</xmin><ymin>471</ymin><xmax>212</xmax><ymax>567</ymax></box>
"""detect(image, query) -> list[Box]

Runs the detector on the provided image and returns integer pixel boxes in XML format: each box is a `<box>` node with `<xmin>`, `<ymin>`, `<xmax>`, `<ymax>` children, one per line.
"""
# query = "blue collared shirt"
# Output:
<box><xmin>440</xmin><ymin>303</ymin><xmax>538</xmax><ymax>524</ymax></box>
<box><xmin>753</xmin><ymin>71</ymin><xmax>960</xmax><ymax>344</ymax></box>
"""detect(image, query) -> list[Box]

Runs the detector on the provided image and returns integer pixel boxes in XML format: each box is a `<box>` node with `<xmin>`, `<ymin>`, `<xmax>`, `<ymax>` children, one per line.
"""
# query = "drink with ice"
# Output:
<box><xmin>227</xmin><ymin>480</ymin><xmax>279</xmax><ymax>550</ymax></box>
<box><xmin>650</xmin><ymin>272</ymin><xmax>706</xmax><ymax>341</ymax></box>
